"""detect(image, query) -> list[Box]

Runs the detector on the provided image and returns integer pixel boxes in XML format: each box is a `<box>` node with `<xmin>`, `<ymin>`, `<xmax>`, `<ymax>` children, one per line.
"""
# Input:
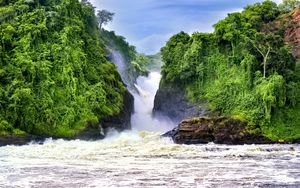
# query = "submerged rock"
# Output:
<box><xmin>0</xmin><ymin>134</ymin><xmax>45</xmax><ymax>147</ymax></box>
<box><xmin>163</xmin><ymin>117</ymin><xmax>274</xmax><ymax>145</ymax></box>
<box><xmin>74</xmin><ymin>124</ymin><xmax>105</xmax><ymax>140</ymax></box>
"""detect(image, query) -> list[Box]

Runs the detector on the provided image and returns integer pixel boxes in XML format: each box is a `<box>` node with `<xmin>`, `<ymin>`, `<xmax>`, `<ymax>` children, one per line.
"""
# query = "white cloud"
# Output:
<box><xmin>133</xmin><ymin>34</ymin><xmax>172</xmax><ymax>55</ymax></box>
<box><xmin>273</xmin><ymin>0</ymin><xmax>283</xmax><ymax>4</ymax></box>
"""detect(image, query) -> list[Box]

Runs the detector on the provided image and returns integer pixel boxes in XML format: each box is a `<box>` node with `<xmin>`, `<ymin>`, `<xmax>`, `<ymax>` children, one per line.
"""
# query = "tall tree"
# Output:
<box><xmin>247</xmin><ymin>33</ymin><xmax>281</xmax><ymax>78</ymax></box>
<box><xmin>96</xmin><ymin>10</ymin><xmax>114</xmax><ymax>30</ymax></box>
<box><xmin>279</xmin><ymin>0</ymin><xmax>300</xmax><ymax>13</ymax></box>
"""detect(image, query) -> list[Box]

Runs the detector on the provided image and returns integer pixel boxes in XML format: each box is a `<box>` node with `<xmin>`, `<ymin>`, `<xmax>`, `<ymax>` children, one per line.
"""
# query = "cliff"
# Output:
<box><xmin>153</xmin><ymin>82</ymin><xmax>211</xmax><ymax>124</ymax></box>
<box><xmin>285</xmin><ymin>7</ymin><xmax>300</xmax><ymax>62</ymax></box>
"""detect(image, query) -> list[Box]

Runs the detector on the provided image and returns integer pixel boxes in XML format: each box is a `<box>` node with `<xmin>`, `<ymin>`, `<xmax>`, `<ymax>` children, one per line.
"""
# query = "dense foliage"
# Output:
<box><xmin>0</xmin><ymin>0</ymin><xmax>128</xmax><ymax>137</ymax></box>
<box><xmin>160</xmin><ymin>0</ymin><xmax>300</xmax><ymax>141</ymax></box>
<box><xmin>101</xmin><ymin>30</ymin><xmax>151</xmax><ymax>86</ymax></box>
<box><xmin>146</xmin><ymin>53</ymin><xmax>164</xmax><ymax>71</ymax></box>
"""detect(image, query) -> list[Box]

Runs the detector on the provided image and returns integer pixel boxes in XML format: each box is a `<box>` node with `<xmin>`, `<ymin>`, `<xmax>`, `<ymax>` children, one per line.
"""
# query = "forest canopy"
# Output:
<box><xmin>0</xmin><ymin>0</ymin><xmax>128</xmax><ymax>137</ymax></box>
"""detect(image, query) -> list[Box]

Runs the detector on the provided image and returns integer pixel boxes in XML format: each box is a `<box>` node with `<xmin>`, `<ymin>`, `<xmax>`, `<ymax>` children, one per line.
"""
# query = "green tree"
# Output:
<box><xmin>246</xmin><ymin>33</ymin><xmax>282</xmax><ymax>78</ymax></box>
<box><xmin>161</xmin><ymin>32</ymin><xmax>190</xmax><ymax>83</ymax></box>
<box><xmin>0</xmin><ymin>0</ymin><xmax>128</xmax><ymax>137</ymax></box>
<box><xmin>214</xmin><ymin>12</ymin><xmax>253</xmax><ymax>58</ymax></box>
<box><xmin>256</xmin><ymin>74</ymin><xmax>286</xmax><ymax>123</ymax></box>
<box><xmin>96</xmin><ymin>9</ymin><xmax>114</xmax><ymax>30</ymax></box>
<box><xmin>243</xmin><ymin>0</ymin><xmax>280</xmax><ymax>29</ymax></box>
<box><xmin>159</xmin><ymin>0</ymin><xmax>300</xmax><ymax>141</ymax></box>
<box><xmin>279</xmin><ymin>0</ymin><xmax>300</xmax><ymax>13</ymax></box>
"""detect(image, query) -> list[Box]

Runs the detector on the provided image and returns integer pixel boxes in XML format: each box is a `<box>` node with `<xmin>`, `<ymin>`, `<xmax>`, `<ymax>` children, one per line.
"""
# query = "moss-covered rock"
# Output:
<box><xmin>162</xmin><ymin>116</ymin><xmax>274</xmax><ymax>145</ymax></box>
<box><xmin>0</xmin><ymin>132</ymin><xmax>45</xmax><ymax>147</ymax></box>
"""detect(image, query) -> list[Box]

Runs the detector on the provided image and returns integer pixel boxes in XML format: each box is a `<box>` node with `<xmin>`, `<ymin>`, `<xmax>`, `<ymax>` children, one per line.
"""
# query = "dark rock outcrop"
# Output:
<box><xmin>0</xmin><ymin>134</ymin><xmax>45</xmax><ymax>147</ymax></box>
<box><xmin>153</xmin><ymin>83</ymin><xmax>213</xmax><ymax>123</ymax></box>
<box><xmin>163</xmin><ymin>117</ymin><xmax>273</xmax><ymax>145</ymax></box>
<box><xmin>74</xmin><ymin>124</ymin><xmax>105</xmax><ymax>140</ymax></box>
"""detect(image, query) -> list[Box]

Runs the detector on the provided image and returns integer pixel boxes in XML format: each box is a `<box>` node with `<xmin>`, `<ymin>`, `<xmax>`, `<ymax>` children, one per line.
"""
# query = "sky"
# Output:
<box><xmin>90</xmin><ymin>0</ymin><xmax>283</xmax><ymax>54</ymax></box>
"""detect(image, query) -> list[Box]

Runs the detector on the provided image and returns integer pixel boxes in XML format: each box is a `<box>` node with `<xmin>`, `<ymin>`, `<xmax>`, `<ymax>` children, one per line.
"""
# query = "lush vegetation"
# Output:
<box><xmin>160</xmin><ymin>0</ymin><xmax>300</xmax><ymax>141</ymax></box>
<box><xmin>101</xmin><ymin>30</ymin><xmax>151</xmax><ymax>86</ymax></box>
<box><xmin>0</xmin><ymin>0</ymin><xmax>129</xmax><ymax>137</ymax></box>
<box><xmin>146</xmin><ymin>53</ymin><xmax>164</xmax><ymax>71</ymax></box>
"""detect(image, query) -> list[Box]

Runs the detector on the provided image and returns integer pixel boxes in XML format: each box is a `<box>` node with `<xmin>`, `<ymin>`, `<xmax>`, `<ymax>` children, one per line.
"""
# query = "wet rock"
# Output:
<box><xmin>74</xmin><ymin>124</ymin><xmax>105</xmax><ymax>140</ymax></box>
<box><xmin>0</xmin><ymin>134</ymin><xmax>45</xmax><ymax>147</ymax></box>
<box><xmin>163</xmin><ymin>117</ymin><xmax>274</xmax><ymax>145</ymax></box>
<box><xmin>153</xmin><ymin>82</ymin><xmax>213</xmax><ymax>124</ymax></box>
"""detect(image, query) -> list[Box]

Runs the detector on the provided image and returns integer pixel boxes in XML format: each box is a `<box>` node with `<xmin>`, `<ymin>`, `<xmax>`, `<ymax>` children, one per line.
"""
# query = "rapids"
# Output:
<box><xmin>0</xmin><ymin>132</ymin><xmax>299</xmax><ymax>187</ymax></box>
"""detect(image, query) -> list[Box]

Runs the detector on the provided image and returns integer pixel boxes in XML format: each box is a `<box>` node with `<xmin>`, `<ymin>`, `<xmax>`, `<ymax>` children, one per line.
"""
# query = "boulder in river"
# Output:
<box><xmin>162</xmin><ymin>117</ymin><xmax>274</xmax><ymax>145</ymax></box>
<box><xmin>0</xmin><ymin>134</ymin><xmax>45</xmax><ymax>147</ymax></box>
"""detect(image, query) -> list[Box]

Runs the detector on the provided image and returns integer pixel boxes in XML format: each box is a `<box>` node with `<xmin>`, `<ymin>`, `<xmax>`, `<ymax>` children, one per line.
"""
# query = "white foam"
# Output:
<box><xmin>131</xmin><ymin>72</ymin><xmax>175</xmax><ymax>132</ymax></box>
<box><xmin>0</xmin><ymin>134</ymin><xmax>299</xmax><ymax>187</ymax></box>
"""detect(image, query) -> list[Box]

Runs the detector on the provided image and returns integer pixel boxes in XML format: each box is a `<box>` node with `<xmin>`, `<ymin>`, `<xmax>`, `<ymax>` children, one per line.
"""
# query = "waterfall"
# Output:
<box><xmin>111</xmin><ymin>49</ymin><xmax>129</xmax><ymax>86</ymax></box>
<box><xmin>110</xmin><ymin>49</ymin><xmax>174</xmax><ymax>133</ymax></box>
<box><xmin>131</xmin><ymin>72</ymin><xmax>174</xmax><ymax>132</ymax></box>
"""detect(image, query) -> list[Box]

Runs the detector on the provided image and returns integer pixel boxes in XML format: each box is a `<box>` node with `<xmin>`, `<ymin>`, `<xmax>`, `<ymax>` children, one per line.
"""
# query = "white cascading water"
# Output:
<box><xmin>0</xmin><ymin>49</ymin><xmax>299</xmax><ymax>187</ymax></box>
<box><xmin>111</xmin><ymin>49</ymin><xmax>128</xmax><ymax>84</ymax></box>
<box><xmin>131</xmin><ymin>72</ymin><xmax>174</xmax><ymax>132</ymax></box>
<box><xmin>111</xmin><ymin>49</ymin><xmax>174</xmax><ymax>132</ymax></box>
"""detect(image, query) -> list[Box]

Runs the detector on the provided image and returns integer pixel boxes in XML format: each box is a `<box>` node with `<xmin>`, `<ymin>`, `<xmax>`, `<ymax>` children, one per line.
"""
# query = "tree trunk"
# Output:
<box><xmin>263</xmin><ymin>46</ymin><xmax>271</xmax><ymax>78</ymax></box>
<box><xmin>231</xmin><ymin>41</ymin><xmax>235</xmax><ymax>58</ymax></box>
<box><xmin>263</xmin><ymin>57</ymin><xmax>267</xmax><ymax>78</ymax></box>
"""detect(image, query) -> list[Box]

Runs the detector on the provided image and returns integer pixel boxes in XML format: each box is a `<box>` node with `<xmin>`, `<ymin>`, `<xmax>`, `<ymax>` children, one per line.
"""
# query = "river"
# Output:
<box><xmin>0</xmin><ymin>130</ymin><xmax>299</xmax><ymax>187</ymax></box>
<box><xmin>0</xmin><ymin>52</ymin><xmax>300</xmax><ymax>187</ymax></box>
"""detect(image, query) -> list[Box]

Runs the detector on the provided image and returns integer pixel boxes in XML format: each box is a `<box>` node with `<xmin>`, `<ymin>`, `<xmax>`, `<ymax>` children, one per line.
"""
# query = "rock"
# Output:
<box><xmin>153</xmin><ymin>82</ymin><xmax>212</xmax><ymax>123</ymax></box>
<box><xmin>163</xmin><ymin>117</ymin><xmax>274</xmax><ymax>145</ymax></box>
<box><xmin>74</xmin><ymin>124</ymin><xmax>105</xmax><ymax>140</ymax></box>
<box><xmin>0</xmin><ymin>134</ymin><xmax>45</xmax><ymax>147</ymax></box>
<box><xmin>285</xmin><ymin>7</ymin><xmax>300</xmax><ymax>63</ymax></box>
<box><xmin>101</xmin><ymin>89</ymin><xmax>134</xmax><ymax>131</ymax></box>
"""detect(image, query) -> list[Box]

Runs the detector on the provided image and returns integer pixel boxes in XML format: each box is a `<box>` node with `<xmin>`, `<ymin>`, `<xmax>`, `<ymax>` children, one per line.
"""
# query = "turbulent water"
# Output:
<box><xmin>0</xmin><ymin>51</ymin><xmax>300</xmax><ymax>187</ymax></box>
<box><xmin>131</xmin><ymin>72</ymin><xmax>174</xmax><ymax>132</ymax></box>
<box><xmin>0</xmin><ymin>132</ymin><xmax>299</xmax><ymax>187</ymax></box>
